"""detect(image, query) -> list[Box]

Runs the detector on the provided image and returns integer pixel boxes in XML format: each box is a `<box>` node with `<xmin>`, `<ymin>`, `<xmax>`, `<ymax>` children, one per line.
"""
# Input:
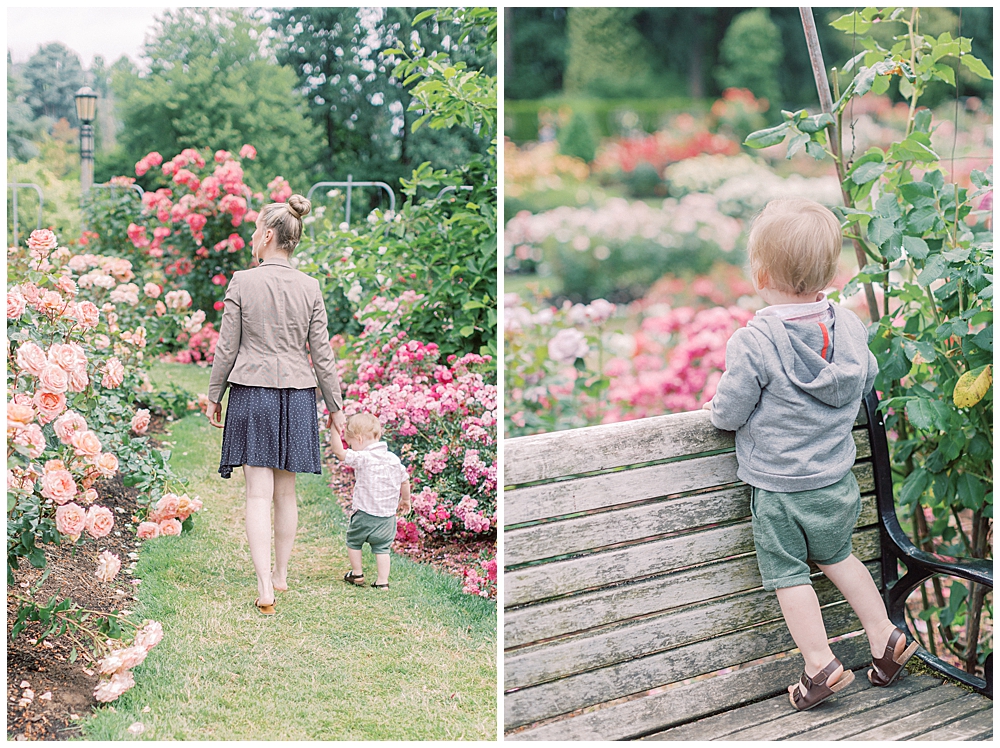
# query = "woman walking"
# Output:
<box><xmin>207</xmin><ymin>195</ymin><xmax>345</xmax><ymax>615</ymax></box>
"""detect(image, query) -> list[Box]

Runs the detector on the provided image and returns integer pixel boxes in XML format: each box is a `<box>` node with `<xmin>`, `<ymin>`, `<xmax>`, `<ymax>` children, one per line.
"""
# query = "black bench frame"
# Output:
<box><xmin>866</xmin><ymin>390</ymin><xmax>993</xmax><ymax>697</ymax></box>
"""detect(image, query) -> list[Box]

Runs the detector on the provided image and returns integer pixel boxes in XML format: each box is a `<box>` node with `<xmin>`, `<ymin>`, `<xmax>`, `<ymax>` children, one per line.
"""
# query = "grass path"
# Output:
<box><xmin>82</xmin><ymin>364</ymin><xmax>496</xmax><ymax>740</ymax></box>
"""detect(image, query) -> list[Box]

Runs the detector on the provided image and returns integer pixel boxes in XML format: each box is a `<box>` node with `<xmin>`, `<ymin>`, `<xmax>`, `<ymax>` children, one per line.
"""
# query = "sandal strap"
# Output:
<box><xmin>870</xmin><ymin>628</ymin><xmax>905</xmax><ymax>686</ymax></box>
<box><xmin>793</xmin><ymin>658</ymin><xmax>843</xmax><ymax>709</ymax></box>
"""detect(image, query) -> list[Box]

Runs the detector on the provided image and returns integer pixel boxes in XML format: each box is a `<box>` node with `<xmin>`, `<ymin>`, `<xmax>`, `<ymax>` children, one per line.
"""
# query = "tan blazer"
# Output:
<box><xmin>207</xmin><ymin>256</ymin><xmax>343</xmax><ymax>412</ymax></box>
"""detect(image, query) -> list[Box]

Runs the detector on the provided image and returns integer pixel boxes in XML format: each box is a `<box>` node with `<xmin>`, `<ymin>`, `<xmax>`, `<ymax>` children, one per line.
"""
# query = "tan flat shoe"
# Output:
<box><xmin>255</xmin><ymin>598</ymin><xmax>276</xmax><ymax>615</ymax></box>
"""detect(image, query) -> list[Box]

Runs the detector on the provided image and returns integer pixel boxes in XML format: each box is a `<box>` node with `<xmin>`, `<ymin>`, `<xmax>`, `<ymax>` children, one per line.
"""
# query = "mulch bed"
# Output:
<box><xmin>6</xmin><ymin>418</ymin><xmax>171</xmax><ymax>741</ymax></box>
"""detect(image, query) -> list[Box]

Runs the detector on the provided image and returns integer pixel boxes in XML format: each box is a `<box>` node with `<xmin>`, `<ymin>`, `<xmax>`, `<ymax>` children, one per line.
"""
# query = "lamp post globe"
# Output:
<box><xmin>74</xmin><ymin>86</ymin><xmax>98</xmax><ymax>192</ymax></box>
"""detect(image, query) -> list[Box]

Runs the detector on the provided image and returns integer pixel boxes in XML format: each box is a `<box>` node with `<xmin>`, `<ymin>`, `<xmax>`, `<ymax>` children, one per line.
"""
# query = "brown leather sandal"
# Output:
<box><xmin>868</xmin><ymin>628</ymin><xmax>919</xmax><ymax>687</ymax></box>
<box><xmin>789</xmin><ymin>658</ymin><xmax>854</xmax><ymax>711</ymax></box>
<box><xmin>343</xmin><ymin>570</ymin><xmax>366</xmax><ymax>586</ymax></box>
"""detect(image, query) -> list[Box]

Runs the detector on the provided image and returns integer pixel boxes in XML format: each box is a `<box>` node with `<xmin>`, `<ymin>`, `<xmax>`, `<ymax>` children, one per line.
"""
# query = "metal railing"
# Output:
<box><xmin>7</xmin><ymin>182</ymin><xmax>44</xmax><ymax>248</ymax></box>
<box><xmin>306</xmin><ymin>175</ymin><xmax>396</xmax><ymax>239</ymax></box>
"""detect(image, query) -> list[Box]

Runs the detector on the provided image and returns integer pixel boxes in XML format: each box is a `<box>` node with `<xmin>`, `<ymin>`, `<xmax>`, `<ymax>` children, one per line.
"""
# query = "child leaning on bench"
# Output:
<box><xmin>706</xmin><ymin>198</ymin><xmax>918</xmax><ymax>712</ymax></box>
<box><xmin>329</xmin><ymin>412</ymin><xmax>411</xmax><ymax>590</ymax></box>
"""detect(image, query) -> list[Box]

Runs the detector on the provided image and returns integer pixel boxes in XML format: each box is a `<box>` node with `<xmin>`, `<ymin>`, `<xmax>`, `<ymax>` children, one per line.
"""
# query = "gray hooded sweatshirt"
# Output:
<box><xmin>710</xmin><ymin>303</ymin><xmax>878</xmax><ymax>492</ymax></box>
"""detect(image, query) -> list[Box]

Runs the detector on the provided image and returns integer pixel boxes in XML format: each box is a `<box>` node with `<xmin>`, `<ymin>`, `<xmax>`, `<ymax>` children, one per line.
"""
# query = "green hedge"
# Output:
<box><xmin>504</xmin><ymin>96</ymin><xmax>707</xmax><ymax>143</ymax></box>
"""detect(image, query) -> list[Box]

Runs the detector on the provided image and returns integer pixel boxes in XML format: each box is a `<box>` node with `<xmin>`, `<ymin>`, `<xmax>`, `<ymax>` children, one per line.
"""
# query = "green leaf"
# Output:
<box><xmin>905</xmin><ymin>398</ymin><xmax>946</xmax><ymax>431</ymax></box>
<box><xmin>899</xmin><ymin>468</ymin><xmax>931</xmax><ymax>507</ymax></box>
<box><xmin>850</xmin><ymin>161</ymin><xmax>887</xmax><ymax>185</ymax></box>
<box><xmin>744</xmin><ymin>122</ymin><xmax>790</xmax><ymax>149</ymax></box>
<box><xmin>960</xmin><ymin>55</ymin><xmax>993</xmax><ymax>80</ymax></box>
<box><xmin>902</xmin><ymin>235</ymin><xmax>929</xmax><ymax>260</ymax></box>
<box><xmin>830</xmin><ymin>11</ymin><xmax>873</xmax><ymax>36</ymax></box>
<box><xmin>798</xmin><ymin>112</ymin><xmax>835</xmax><ymax>134</ymax></box>
<box><xmin>917</xmin><ymin>255</ymin><xmax>948</xmax><ymax>286</ymax></box>
<box><xmin>805</xmin><ymin>140</ymin><xmax>827</xmax><ymax>160</ymax></box>
<box><xmin>459</xmin><ymin>326</ymin><xmax>475</xmax><ymax>337</ymax></box>
<box><xmin>902</xmin><ymin>339</ymin><xmax>937</xmax><ymax>364</ymax></box>
<box><xmin>867</xmin><ymin>216</ymin><xmax>896</xmax><ymax>246</ymax></box>
<box><xmin>786</xmin><ymin>132</ymin><xmax>809</xmax><ymax>159</ymax></box>
<box><xmin>957</xmin><ymin>474</ymin><xmax>984</xmax><ymax>510</ymax></box>
<box><xmin>932</xmin><ymin>62</ymin><xmax>956</xmax><ymax>87</ymax></box>
<box><xmin>913</xmin><ymin>108</ymin><xmax>933</xmax><ymax>134</ymax></box>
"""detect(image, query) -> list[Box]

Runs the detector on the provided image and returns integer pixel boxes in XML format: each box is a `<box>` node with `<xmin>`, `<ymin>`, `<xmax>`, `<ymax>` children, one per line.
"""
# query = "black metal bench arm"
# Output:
<box><xmin>864</xmin><ymin>390</ymin><xmax>993</xmax><ymax>698</ymax></box>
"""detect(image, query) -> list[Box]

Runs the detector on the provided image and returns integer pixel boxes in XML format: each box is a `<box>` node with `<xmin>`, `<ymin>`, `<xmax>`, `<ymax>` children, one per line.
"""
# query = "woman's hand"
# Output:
<box><xmin>207</xmin><ymin>401</ymin><xmax>224</xmax><ymax>428</ymax></box>
<box><xmin>327</xmin><ymin>409</ymin><xmax>346</xmax><ymax>435</ymax></box>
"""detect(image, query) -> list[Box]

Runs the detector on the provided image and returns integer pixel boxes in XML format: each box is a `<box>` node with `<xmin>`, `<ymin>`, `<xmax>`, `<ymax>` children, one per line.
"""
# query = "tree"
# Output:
<box><xmin>269</xmin><ymin>7</ymin><xmax>491</xmax><ymax>189</ymax></box>
<box><xmin>564</xmin><ymin>8</ymin><xmax>655</xmax><ymax>98</ymax></box>
<box><xmin>504</xmin><ymin>8</ymin><xmax>568</xmax><ymax>100</ymax></box>
<box><xmin>21</xmin><ymin>42</ymin><xmax>85</xmax><ymax>125</ymax></box>
<box><xmin>7</xmin><ymin>59</ymin><xmax>42</xmax><ymax>161</ymax></box>
<box><xmin>714</xmin><ymin>8</ymin><xmax>783</xmax><ymax>107</ymax></box>
<box><xmin>111</xmin><ymin>8</ymin><xmax>320</xmax><ymax>190</ymax></box>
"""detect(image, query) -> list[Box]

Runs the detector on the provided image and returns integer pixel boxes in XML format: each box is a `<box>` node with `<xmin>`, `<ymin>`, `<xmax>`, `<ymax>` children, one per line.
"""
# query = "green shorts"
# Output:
<box><xmin>751</xmin><ymin>471</ymin><xmax>862</xmax><ymax>591</ymax></box>
<box><xmin>346</xmin><ymin>510</ymin><xmax>396</xmax><ymax>555</ymax></box>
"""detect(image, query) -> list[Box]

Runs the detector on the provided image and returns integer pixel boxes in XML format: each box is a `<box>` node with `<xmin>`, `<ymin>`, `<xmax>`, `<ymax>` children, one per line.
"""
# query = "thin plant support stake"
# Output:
<box><xmin>799</xmin><ymin>7</ymin><xmax>880</xmax><ymax>323</ymax></box>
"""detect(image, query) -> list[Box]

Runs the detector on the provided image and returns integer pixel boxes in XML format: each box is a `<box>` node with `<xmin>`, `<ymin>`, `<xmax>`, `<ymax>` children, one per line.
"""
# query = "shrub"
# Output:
<box><xmin>558</xmin><ymin>112</ymin><xmax>598</xmax><ymax>163</ymax></box>
<box><xmin>714</xmin><ymin>8</ymin><xmax>782</xmax><ymax>107</ymax></box>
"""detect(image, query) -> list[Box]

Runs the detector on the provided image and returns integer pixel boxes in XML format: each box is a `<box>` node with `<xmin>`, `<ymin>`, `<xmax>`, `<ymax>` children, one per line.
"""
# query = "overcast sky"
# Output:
<box><xmin>7</xmin><ymin>6</ymin><xmax>169</xmax><ymax>68</ymax></box>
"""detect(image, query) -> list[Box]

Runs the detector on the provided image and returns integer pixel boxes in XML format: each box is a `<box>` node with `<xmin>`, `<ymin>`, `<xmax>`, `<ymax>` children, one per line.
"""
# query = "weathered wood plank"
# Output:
<box><xmin>505</xmin><ymin>568</ymin><xmax>877</xmax><ymax>690</ymax></box>
<box><xmin>506</xmin><ymin>407</ymin><xmax>868</xmax><ymax>486</ymax></box>
<box><xmin>504</xmin><ymin>452</ymin><xmax>739</xmax><ymax>529</ymax></box>
<box><xmin>505</xmin><ymin>636</ymin><xmax>872</xmax><ymax>740</ymax></box>
<box><xmin>740</xmin><ymin>679</ymin><xmax>962</xmax><ymax>740</ymax></box>
<box><xmin>504</xmin><ymin>602</ymin><xmax>863</xmax><ymax>730</ymax></box>
<box><xmin>506</xmin><ymin>462</ymin><xmax>875</xmax><ymax>566</ymax></box>
<box><xmin>505</xmin><ymin>512</ymin><xmax>879</xmax><ymax>608</ymax></box>
<box><xmin>845</xmin><ymin>693</ymin><xmax>993</xmax><ymax>741</ymax></box>
<box><xmin>504</xmin><ymin>543</ymin><xmax>881</xmax><ymax>649</ymax></box>
<box><xmin>908</xmin><ymin>706</ymin><xmax>994</xmax><ymax>741</ymax></box>
<box><xmin>642</xmin><ymin>674</ymin><xmax>942</xmax><ymax>741</ymax></box>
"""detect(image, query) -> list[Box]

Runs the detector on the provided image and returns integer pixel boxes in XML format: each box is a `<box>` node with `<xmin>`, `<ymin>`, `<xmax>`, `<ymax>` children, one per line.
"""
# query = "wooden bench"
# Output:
<box><xmin>503</xmin><ymin>392</ymin><xmax>992</xmax><ymax>740</ymax></box>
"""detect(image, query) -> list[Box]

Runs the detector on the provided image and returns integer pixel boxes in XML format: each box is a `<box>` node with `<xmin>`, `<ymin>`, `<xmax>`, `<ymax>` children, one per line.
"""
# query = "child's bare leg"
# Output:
<box><xmin>348</xmin><ymin>548</ymin><xmax>364</xmax><ymax>577</ymax></box>
<box><xmin>375</xmin><ymin>553</ymin><xmax>390</xmax><ymax>586</ymax></box>
<box><xmin>817</xmin><ymin>554</ymin><xmax>901</xmax><ymax>660</ymax></box>
<box><xmin>776</xmin><ymin>584</ymin><xmax>842</xmax><ymax>694</ymax></box>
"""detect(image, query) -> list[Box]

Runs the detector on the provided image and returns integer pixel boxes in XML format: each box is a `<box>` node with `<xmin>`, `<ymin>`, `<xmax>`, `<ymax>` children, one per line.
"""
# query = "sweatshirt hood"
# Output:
<box><xmin>748</xmin><ymin>305</ymin><xmax>870</xmax><ymax>408</ymax></box>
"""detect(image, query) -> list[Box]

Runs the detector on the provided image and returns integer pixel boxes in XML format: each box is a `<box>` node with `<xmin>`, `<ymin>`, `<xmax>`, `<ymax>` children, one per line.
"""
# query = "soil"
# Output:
<box><xmin>6</xmin><ymin>417</ymin><xmax>172</xmax><ymax>742</ymax></box>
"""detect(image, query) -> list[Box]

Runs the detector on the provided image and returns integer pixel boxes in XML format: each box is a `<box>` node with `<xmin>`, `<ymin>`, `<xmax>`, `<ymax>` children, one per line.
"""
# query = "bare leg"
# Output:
<box><xmin>271</xmin><ymin>469</ymin><xmax>297</xmax><ymax>591</ymax></box>
<box><xmin>243</xmin><ymin>466</ymin><xmax>275</xmax><ymax>605</ymax></box>
<box><xmin>775</xmin><ymin>584</ymin><xmax>842</xmax><ymax>696</ymax></box>
<box><xmin>817</xmin><ymin>554</ymin><xmax>901</xmax><ymax>660</ymax></box>
<box><xmin>347</xmin><ymin>548</ymin><xmax>364</xmax><ymax>577</ymax></box>
<box><xmin>374</xmin><ymin>553</ymin><xmax>390</xmax><ymax>586</ymax></box>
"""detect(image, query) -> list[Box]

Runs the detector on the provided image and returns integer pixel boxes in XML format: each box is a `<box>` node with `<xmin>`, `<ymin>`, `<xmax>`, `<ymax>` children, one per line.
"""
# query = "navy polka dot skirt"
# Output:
<box><xmin>219</xmin><ymin>385</ymin><xmax>322</xmax><ymax>479</ymax></box>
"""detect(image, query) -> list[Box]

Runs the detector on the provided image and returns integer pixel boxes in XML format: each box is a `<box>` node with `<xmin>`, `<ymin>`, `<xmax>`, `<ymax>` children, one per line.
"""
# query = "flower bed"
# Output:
<box><xmin>7</xmin><ymin>229</ymin><xmax>205</xmax><ymax>712</ymax></box>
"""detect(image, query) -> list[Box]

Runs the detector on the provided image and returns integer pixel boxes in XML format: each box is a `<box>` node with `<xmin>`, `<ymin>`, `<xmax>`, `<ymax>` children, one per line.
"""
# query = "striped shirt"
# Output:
<box><xmin>344</xmin><ymin>442</ymin><xmax>408</xmax><ymax>517</ymax></box>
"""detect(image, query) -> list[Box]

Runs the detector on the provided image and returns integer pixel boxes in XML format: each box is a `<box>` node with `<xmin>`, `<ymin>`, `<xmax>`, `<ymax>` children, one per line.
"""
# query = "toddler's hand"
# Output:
<box><xmin>398</xmin><ymin>500</ymin><xmax>411</xmax><ymax>515</ymax></box>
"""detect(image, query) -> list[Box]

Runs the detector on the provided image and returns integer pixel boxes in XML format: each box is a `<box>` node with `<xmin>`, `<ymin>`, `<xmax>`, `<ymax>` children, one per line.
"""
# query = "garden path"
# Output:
<box><xmin>82</xmin><ymin>364</ymin><xmax>496</xmax><ymax>740</ymax></box>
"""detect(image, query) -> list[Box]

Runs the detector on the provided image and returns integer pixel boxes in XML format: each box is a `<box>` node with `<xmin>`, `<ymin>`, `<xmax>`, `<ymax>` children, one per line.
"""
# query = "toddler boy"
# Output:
<box><xmin>330</xmin><ymin>412</ymin><xmax>411</xmax><ymax>590</ymax></box>
<box><xmin>708</xmin><ymin>198</ymin><xmax>917</xmax><ymax>710</ymax></box>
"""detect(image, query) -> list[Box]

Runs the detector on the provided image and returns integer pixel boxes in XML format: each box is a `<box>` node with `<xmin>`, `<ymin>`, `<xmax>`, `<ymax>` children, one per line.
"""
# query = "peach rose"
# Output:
<box><xmin>38</xmin><ymin>363</ymin><xmax>69</xmax><ymax>394</ymax></box>
<box><xmin>134</xmin><ymin>621</ymin><xmax>163</xmax><ymax>650</ymax></box>
<box><xmin>102</xmin><ymin>358</ymin><xmax>125</xmax><ymax>388</ymax></box>
<box><xmin>154</xmin><ymin>301</ymin><xmax>167</xmax><ymax>316</ymax></box>
<box><xmin>93</xmin><ymin>452</ymin><xmax>119</xmax><ymax>477</ymax></box>
<box><xmin>94</xmin><ymin>334</ymin><xmax>111</xmax><ymax>350</ymax></box>
<box><xmin>7</xmin><ymin>403</ymin><xmax>35</xmax><ymax>429</ymax></box>
<box><xmin>55</xmin><ymin>502</ymin><xmax>87</xmax><ymax>541</ymax></box>
<box><xmin>40</xmin><ymin>290</ymin><xmax>66</xmax><ymax>316</ymax></box>
<box><xmin>16</xmin><ymin>342</ymin><xmax>47</xmax><ymax>377</ymax></box>
<box><xmin>40</xmin><ymin>468</ymin><xmax>77</xmax><ymax>505</ymax></box>
<box><xmin>14</xmin><ymin>423</ymin><xmax>46</xmax><ymax>458</ymax></box>
<box><xmin>47</xmin><ymin>344</ymin><xmax>77</xmax><ymax>372</ymax></box>
<box><xmin>85</xmin><ymin>505</ymin><xmax>115</xmax><ymax>538</ymax></box>
<box><xmin>158</xmin><ymin>518</ymin><xmax>182</xmax><ymax>536</ymax></box>
<box><xmin>93</xmin><ymin>670</ymin><xmax>135</xmax><ymax>703</ymax></box>
<box><xmin>55</xmin><ymin>275</ymin><xmax>78</xmax><ymax>297</ymax></box>
<box><xmin>143</xmin><ymin>283</ymin><xmax>161</xmax><ymax>298</ymax></box>
<box><xmin>154</xmin><ymin>493</ymin><xmax>181</xmax><ymax>520</ymax></box>
<box><xmin>68</xmin><ymin>367</ymin><xmax>89</xmax><ymax>393</ymax></box>
<box><xmin>8</xmin><ymin>291</ymin><xmax>27</xmax><ymax>319</ymax></box>
<box><xmin>131</xmin><ymin>409</ymin><xmax>151</xmax><ymax>435</ymax></box>
<box><xmin>33</xmin><ymin>390</ymin><xmax>67</xmax><ymax>422</ymax></box>
<box><xmin>136</xmin><ymin>521</ymin><xmax>160</xmax><ymax>539</ymax></box>
<box><xmin>71</xmin><ymin>429</ymin><xmax>103</xmax><ymax>458</ymax></box>
<box><xmin>80</xmin><ymin>488</ymin><xmax>99</xmax><ymax>505</ymax></box>
<box><xmin>74</xmin><ymin>301</ymin><xmax>100</xmax><ymax>330</ymax></box>
<box><xmin>94</xmin><ymin>550</ymin><xmax>121</xmax><ymax>582</ymax></box>
<box><xmin>28</xmin><ymin>228</ymin><xmax>57</xmax><ymax>256</ymax></box>
<box><xmin>54</xmin><ymin>410</ymin><xmax>88</xmax><ymax>444</ymax></box>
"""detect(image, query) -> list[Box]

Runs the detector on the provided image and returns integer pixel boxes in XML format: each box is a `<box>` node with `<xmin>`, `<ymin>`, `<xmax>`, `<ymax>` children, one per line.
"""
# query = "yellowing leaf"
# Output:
<box><xmin>953</xmin><ymin>365</ymin><xmax>992</xmax><ymax>408</ymax></box>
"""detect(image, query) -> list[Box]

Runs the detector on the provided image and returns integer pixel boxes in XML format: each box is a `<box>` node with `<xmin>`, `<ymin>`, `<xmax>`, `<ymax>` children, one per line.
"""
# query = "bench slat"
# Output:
<box><xmin>506</xmin><ymin>462</ymin><xmax>875</xmax><ymax>566</ymax></box>
<box><xmin>507</xmin><ymin>430</ymin><xmax>871</xmax><ymax>528</ymax></box>
<box><xmin>641</xmin><ymin>674</ymin><xmax>943</xmax><ymax>741</ymax></box>
<box><xmin>504</xmin><ymin>533</ymin><xmax>881</xmax><ymax>647</ymax></box>
<box><xmin>506</xmin><ymin>503</ymin><xmax>878</xmax><ymax>608</ymax></box>
<box><xmin>505</xmin><ymin>635</ymin><xmax>872</xmax><ymax>740</ymax></box>
<box><xmin>504</xmin><ymin>601</ymin><xmax>864</xmax><ymax>730</ymax></box>
<box><xmin>505</xmin><ymin>407</ymin><xmax>867</xmax><ymax>486</ymax></box>
<box><xmin>908</xmin><ymin>707</ymin><xmax>994</xmax><ymax>741</ymax></box>
<box><xmin>505</xmin><ymin>561</ymin><xmax>882</xmax><ymax>691</ymax></box>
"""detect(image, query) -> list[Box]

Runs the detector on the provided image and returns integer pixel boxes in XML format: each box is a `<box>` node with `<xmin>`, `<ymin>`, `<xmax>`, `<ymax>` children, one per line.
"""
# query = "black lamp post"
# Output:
<box><xmin>74</xmin><ymin>86</ymin><xmax>98</xmax><ymax>192</ymax></box>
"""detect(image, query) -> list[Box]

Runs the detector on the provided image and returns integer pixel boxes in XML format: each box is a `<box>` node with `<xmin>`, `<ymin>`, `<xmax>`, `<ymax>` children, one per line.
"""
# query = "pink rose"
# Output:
<box><xmin>7</xmin><ymin>403</ymin><xmax>35</xmax><ymax>429</ymax></box>
<box><xmin>158</xmin><ymin>518</ymin><xmax>182</xmax><ymax>536</ymax></box>
<box><xmin>94</xmin><ymin>334</ymin><xmax>111</xmax><ymax>350</ymax></box>
<box><xmin>33</xmin><ymin>390</ymin><xmax>67</xmax><ymax>422</ymax></box>
<box><xmin>67</xmin><ymin>367</ymin><xmax>89</xmax><ymax>393</ymax></box>
<box><xmin>239</xmin><ymin>144</ymin><xmax>257</xmax><ymax>160</ymax></box>
<box><xmin>143</xmin><ymin>283</ymin><xmax>161</xmax><ymax>298</ymax></box>
<box><xmin>94</xmin><ymin>549</ymin><xmax>121</xmax><ymax>581</ymax></box>
<box><xmin>14</xmin><ymin>423</ymin><xmax>46</xmax><ymax>458</ymax></box>
<box><xmin>41</xmin><ymin>468</ymin><xmax>77</xmax><ymax>505</ymax></box>
<box><xmin>93</xmin><ymin>670</ymin><xmax>135</xmax><ymax>703</ymax></box>
<box><xmin>175</xmin><ymin>494</ymin><xmax>203</xmax><ymax>519</ymax></box>
<box><xmin>55</xmin><ymin>502</ymin><xmax>87</xmax><ymax>540</ymax></box>
<box><xmin>38</xmin><ymin>363</ymin><xmax>69</xmax><ymax>394</ymax></box>
<box><xmin>134</xmin><ymin>620</ymin><xmax>164</xmax><ymax>650</ymax></box>
<box><xmin>85</xmin><ymin>505</ymin><xmax>115</xmax><ymax>538</ymax></box>
<box><xmin>136</xmin><ymin>521</ymin><xmax>160</xmax><ymax>539</ymax></box>
<box><xmin>40</xmin><ymin>290</ymin><xmax>66</xmax><ymax>316</ymax></box>
<box><xmin>102</xmin><ymin>358</ymin><xmax>125</xmax><ymax>388</ymax></box>
<box><xmin>154</xmin><ymin>493</ymin><xmax>181</xmax><ymax>520</ymax></box>
<box><xmin>93</xmin><ymin>452</ymin><xmax>119</xmax><ymax>477</ymax></box>
<box><xmin>47</xmin><ymin>343</ymin><xmax>79</xmax><ymax>372</ymax></box>
<box><xmin>54</xmin><ymin>410</ymin><xmax>88</xmax><ymax>444</ymax></box>
<box><xmin>80</xmin><ymin>488</ymin><xmax>99</xmax><ymax>505</ymax></box>
<box><xmin>131</xmin><ymin>409</ymin><xmax>151</xmax><ymax>435</ymax></box>
<box><xmin>547</xmin><ymin>328</ymin><xmax>589</xmax><ymax>365</ymax></box>
<box><xmin>28</xmin><ymin>229</ymin><xmax>58</xmax><ymax>257</ymax></box>
<box><xmin>7</xmin><ymin>292</ymin><xmax>27</xmax><ymax>319</ymax></box>
<box><xmin>55</xmin><ymin>275</ymin><xmax>78</xmax><ymax>297</ymax></box>
<box><xmin>71</xmin><ymin>429</ymin><xmax>103</xmax><ymax>458</ymax></box>
<box><xmin>74</xmin><ymin>301</ymin><xmax>100</xmax><ymax>330</ymax></box>
<box><xmin>16</xmin><ymin>342</ymin><xmax>48</xmax><ymax>377</ymax></box>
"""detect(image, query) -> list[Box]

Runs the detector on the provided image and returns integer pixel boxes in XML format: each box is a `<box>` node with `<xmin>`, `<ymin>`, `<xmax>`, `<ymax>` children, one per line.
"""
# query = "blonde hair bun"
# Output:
<box><xmin>286</xmin><ymin>194</ymin><xmax>311</xmax><ymax>220</ymax></box>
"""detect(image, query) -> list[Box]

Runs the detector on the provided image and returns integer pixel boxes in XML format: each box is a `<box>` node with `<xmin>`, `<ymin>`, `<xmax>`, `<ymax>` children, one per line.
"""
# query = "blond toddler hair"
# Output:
<box><xmin>746</xmin><ymin>198</ymin><xmax>842</xmax><ymax>295</ymax></box>
<box><xmin>344</xmin><ymin>412</ymin><xmax>382</xmax><ymax>442</ymax></box>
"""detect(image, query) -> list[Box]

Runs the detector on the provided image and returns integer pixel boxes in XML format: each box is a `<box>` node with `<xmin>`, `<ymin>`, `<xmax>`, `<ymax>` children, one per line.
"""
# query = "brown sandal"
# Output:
<box><xmin>255</xmin><ymin>598</ymin><xmax>276</xmax><ymax>616</ymax></box>
<box><xmin>868</xmin><ymin>628</ymin><xmax>919</xmax><ymax>687</ymax></box>
<box><xmin>789</xmin><ymin>658</ymin><xmax>854</xmax><ymax>711</ymax></box>
<box><xmin>343</xmin><ymin>570</ymin><xmax>365</xmax><ymax>586</ymax></box>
